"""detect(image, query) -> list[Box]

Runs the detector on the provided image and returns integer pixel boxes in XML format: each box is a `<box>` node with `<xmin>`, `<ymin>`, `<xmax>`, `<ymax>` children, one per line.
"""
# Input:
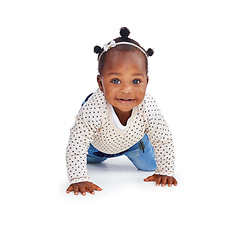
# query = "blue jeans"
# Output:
<box><xmin>82</xmin><ymin>93</ymin><xmax>157</xmax><ymax>171</ymax></box>
<box><xmin>87</xmin><ymin>134</ymin><xmax>157</xmax><ymax>171</ymax></box>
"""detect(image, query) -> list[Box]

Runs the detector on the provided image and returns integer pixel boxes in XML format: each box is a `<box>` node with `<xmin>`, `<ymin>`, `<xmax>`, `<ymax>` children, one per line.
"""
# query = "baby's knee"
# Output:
<box><xmin>131</xmin><ymin>156</ymin><xmax>157</xmax><ymax>171</ymax></box>
<box><xmin>137</xmin><ymin>164</ymin><xmax>157</xmax><ymax>171</ymax></box>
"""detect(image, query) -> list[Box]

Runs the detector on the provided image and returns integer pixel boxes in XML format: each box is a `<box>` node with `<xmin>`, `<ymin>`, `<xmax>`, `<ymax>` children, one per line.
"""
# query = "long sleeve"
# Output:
<box><xmin>145</xmin><ymin>96</ymin><xmax>175</xmax><ymax>176</ymax></box>
<box><xmin>66</xmin><ymin>107</ymin><xmax>101</xmax><ymax>184</ymax></box>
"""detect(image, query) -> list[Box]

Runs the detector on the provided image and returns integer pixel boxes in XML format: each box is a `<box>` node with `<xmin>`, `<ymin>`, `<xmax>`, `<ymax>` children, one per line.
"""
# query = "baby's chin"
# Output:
<box><xmin>111</xmin><ymin>105</ymin><xmax>135</xmax><ymax>115</ymax></box>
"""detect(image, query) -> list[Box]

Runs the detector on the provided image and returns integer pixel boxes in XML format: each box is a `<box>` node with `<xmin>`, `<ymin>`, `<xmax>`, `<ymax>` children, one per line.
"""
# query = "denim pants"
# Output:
<box><xmin>82</xmin><ymin>93</ymin><xmax>157</xmax><ymax>171</ymax></box>
<box><xmin>88</xmin><ymin>134</ymin><xmax>157</xmax><ymax>171</ymax></box>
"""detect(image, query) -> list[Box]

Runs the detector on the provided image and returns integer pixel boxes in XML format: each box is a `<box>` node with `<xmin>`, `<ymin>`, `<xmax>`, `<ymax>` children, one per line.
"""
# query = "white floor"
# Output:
<box><xmin>2</xmin><ymin>152</ymin><xmax>239</xmax><ymax>240</ymax></box>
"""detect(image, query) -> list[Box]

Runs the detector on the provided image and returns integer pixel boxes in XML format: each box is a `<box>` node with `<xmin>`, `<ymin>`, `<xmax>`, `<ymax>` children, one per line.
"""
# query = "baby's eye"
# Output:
<box><xmin>111</xmin><ymin>79</ymin><xmax>120</xmax><ymax>84</ymax></box>
<box><xmin>132</xmin><ymin>79</ymin><xmax>141</xmax><ymax>84</ymax></box>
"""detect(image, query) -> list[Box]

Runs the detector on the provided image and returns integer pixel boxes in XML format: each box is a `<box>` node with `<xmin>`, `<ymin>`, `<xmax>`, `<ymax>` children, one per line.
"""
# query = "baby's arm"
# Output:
<box><xmin>144</xmin><ymin>94</ymin><xmax>176</xmax><ymax>184</ymax></box>
<box><xmin>66</xmin><ymin>104</ymin><xmax>102</xmax><ymax>191</ymax></box>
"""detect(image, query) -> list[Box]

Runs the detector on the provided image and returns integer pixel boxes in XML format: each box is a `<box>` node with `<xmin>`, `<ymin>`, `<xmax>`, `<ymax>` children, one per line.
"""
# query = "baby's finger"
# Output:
<box><xmin>144</xmin><ymin>176</ymin><xmax>155</xmax><ymax>182</ymax></box>
<box><xmin>73</xmin><ymin>186</ymin><xmax>79</xmax><ymax>195</ymax></box>
<box><xmin>161</xmin><ymin>177</ymin><xmax>167</xmax><ymax>187</ymax></box>
<box><xmin>92</xmin><ymin>184</ymin><xmax>102</xmax><ymax>191</ymax></box>
<box><xmin>173</xmin><ymin>178</ymin><xmax>178</xmax><ymax>186</ymax></box>
<box><xmin>156</xmin><ymin>176</ymin><xmax>162</xmax><ymax>186</ymax></box>
<box><xmin>87</xmin><ymin>186</ymin><xmax>95</xmax><ymax>195</ymax></box>
<box><xmin>66</xmin><ymin>185</ymin><xmax>73</xmax><ymax>193</ymax></box>
<box><xmin>79</xmin><ymin>186</ymin><xmax>86</xmax><ymax>196</ymax></box>
<box><xmin>167</xmin><ymin>178</ymin><xmax>173</xmax><ymax>187</ymax></box>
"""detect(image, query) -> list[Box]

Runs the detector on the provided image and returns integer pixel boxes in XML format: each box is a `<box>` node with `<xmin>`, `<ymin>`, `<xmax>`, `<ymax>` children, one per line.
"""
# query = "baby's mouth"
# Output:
<box><xmin>116</xmin><ymin>98</ymin><xmax>135</xmax><ymax>103</ymax></box>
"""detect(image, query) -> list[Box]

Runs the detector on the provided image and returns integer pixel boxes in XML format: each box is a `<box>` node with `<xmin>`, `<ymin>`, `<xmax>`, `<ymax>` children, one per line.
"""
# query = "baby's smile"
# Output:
<box><xmin>116</xmin><ymin>98</ymin><xmax>136</xmax><ymax>104</ymax></box>
<box><xmin>97</xmin><ymin>50</ymin><xmax>148</xmax><ymax>118</ymax></box>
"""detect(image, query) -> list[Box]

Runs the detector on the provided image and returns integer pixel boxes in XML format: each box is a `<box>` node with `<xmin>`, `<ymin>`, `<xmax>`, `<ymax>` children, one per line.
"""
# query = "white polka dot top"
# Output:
<box><xmin>66</xmin><ymin>88</ymin><xmax>175</xmax><ymax>183</ymax></box>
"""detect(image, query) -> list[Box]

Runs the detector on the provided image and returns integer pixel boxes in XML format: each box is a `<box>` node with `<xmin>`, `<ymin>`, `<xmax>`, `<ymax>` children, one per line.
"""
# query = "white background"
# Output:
<box><xmin>1</xmin><ymin>0</ymin><xmax>240</xmax><ymax>239</ymax></box>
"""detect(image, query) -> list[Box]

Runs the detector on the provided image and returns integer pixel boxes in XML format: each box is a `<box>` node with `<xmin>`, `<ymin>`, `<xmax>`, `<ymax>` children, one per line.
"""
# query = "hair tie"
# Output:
<box><xmin>146</xmin><ymin>48</ymin><xmax>154</xmax><ymax>57</ymax></box>
<box><xmin>120</xmin><ymin>27</ymin><xmax>130</xmax><ymax>39</ymax></box>
<box><xmin>94</xmin><ymin>45</ymin><xmax>103</xmax><ymax>54</ymax></box>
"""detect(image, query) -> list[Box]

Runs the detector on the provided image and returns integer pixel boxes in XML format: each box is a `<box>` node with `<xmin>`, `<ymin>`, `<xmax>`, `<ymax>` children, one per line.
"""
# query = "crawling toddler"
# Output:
<box><xmin>66</xmin><ymin>27</ymin><xmax>178</xmax><ymax>196</ymax></box>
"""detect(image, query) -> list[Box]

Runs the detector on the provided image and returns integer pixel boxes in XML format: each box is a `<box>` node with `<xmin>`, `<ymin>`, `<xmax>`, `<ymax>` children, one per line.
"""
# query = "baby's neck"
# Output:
<box><xmin>112</xmin><ymin>107</ymin><xmax>132</xmax><ymax>126</ymax></box>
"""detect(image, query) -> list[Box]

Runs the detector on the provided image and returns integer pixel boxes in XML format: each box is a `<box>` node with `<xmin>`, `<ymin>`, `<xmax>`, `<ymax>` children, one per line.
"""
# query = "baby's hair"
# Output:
<box><xmin>94</xmin><ymin>27</ymin><xmax>154</xmax><ymax>75</ymax></box>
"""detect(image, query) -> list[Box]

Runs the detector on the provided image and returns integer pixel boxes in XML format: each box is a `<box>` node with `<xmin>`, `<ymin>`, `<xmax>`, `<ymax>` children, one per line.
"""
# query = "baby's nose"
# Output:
<box><xmin>121</xmin><ymin>84</ymin><xmax>133</xmax><ymax>94</ymax></box>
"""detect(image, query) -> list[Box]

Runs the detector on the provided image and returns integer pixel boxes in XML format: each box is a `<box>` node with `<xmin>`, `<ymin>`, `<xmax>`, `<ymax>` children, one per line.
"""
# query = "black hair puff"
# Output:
<box><xmin>146</xmin><ymin>48</ymin><xmax>154</xmax><ymax>57</ymax></box>
<box><xmin>94</xmin><ymin>45</ymin><xmax>103</xmax><ymax>54</ymax></box>
<box><xmin>120</xmin><ymin>27</ymin><xmax>130</xmax><ymax>39</ymax></box>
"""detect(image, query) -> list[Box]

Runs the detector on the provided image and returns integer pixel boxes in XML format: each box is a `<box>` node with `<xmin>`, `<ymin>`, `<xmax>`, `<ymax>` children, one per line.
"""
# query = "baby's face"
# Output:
<box><xmin>97</xmin><ymin>50</ymin><xmax>148</xmax><ymax>114</ymax></box>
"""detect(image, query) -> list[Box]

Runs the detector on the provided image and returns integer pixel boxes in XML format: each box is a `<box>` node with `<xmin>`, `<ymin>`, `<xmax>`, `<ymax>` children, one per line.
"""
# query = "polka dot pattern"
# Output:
<box><xmin>66</xmin><ymin>88</ymin><xmax>175</xmax><ymax>183</ymax></box>
<box><xmin>143</xmin><ymin>96</ymin><xmax>175</xmax><ymax>176</ymax></box>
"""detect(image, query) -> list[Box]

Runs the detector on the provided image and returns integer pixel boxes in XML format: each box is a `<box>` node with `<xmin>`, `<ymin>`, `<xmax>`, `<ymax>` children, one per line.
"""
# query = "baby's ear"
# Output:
<box><xmin>97</xmin><ymin>75</ymin><xmax>104</xmax><ymax>92</ymax></box>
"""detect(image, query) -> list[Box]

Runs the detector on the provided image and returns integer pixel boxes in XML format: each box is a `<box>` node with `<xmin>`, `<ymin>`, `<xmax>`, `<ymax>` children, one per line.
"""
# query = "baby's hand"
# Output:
<box><xmin>66</xmin><ymin>181</ymin><xmax>102</xmax><ymax>196</ymax></box>
<box><xmin>144</xmin><ymin>174</ymin><xmax>178</xmax><ymax>187</ymax></box>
